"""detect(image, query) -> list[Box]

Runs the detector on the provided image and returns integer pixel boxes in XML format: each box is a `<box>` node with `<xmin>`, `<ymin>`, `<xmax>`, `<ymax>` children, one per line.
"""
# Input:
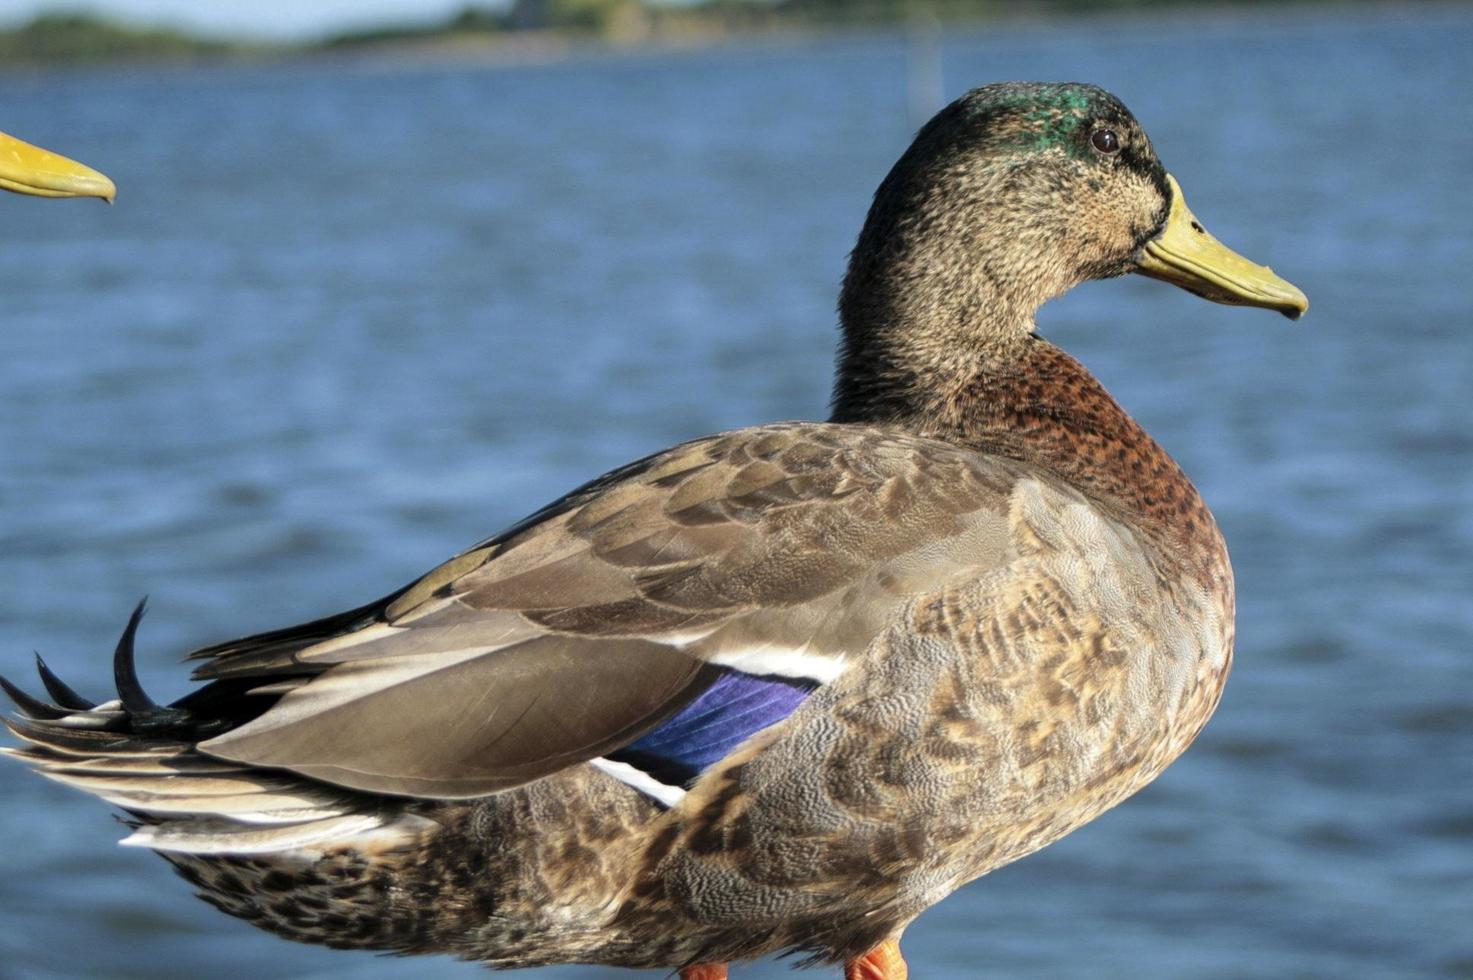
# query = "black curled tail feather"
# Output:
<box><xmin>111</xmin><ymin>598</ymin><xmax>192</xmax><ymax>734</ymax></box>
<box><xmin>0</xmin><ymin>672</ymin><xmax>71</xmax><ymax>721</ymax></box>
<box><xmin>35</xmin><ymin>653</ymin><xmax>95</xmax><ymax>710</ymax></box>
<box><xmin>112</xmin><ymin>597</ymin><xmax>156</xmax><ymax>716</ymax></box>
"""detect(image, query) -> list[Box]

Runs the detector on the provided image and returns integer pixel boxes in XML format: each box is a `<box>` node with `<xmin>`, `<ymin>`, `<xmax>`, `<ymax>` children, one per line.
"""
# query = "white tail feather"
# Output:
<box><xmin>35</xmin><ymin>770</ymin><xmax>359</xmax><ymax>824</ymax></box>
<box><xmin>121</xmin><ymin>813</ymin><xmax>389</xmax><ymax>855</ymax></box>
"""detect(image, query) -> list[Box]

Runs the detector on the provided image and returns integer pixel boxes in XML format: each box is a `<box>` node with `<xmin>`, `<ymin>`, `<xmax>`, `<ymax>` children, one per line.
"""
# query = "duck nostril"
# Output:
<box><xmin>1190</xmin><ymin>221</ymin><xmax>1205</xmax><ymax>234</ymax></box>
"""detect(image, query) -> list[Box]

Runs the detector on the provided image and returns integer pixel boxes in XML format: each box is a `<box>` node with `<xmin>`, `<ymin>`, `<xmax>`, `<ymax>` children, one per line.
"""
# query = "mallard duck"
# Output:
<box><xmin>2</xmin><ymin>82</ymin><xmax>1305</xmax><ymax>978</ymax></box>
<box><xmin>0</xmin><ymin>128</ymin><xmax>115</xmax><ymax>201</ymax></box>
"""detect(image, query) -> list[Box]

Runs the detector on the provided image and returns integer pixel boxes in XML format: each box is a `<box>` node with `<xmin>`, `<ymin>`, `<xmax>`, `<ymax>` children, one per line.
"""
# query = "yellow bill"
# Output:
<box><xmin>0</xmin><ymin>129</ymin><xmax>116</xmax><ymax>202</ymax></box>
<box><xmin>1136</xmin><ymin>174</ymin><xmax>1306</xmax><ymax>320</ymax></box>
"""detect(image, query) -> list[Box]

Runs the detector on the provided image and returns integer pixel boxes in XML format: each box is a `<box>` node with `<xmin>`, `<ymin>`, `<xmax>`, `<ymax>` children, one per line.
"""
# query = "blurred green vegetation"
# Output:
<box><xmin>0</xmin><ymin>12</ymin><xmax>251</xmax><ymax>65</ymax></box>
<box><xmin>0</xmin><ymin>0</ymin><xmax>1379</xmax><ymax>66</ymax></box>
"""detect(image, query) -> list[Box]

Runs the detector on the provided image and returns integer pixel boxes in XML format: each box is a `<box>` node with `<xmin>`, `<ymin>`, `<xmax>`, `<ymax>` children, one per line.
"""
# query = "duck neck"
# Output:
<box><xmin>830</xmin><ymin>278</ymin><xmax>1034</xmax><ymax>428</ymax></box>
<box><xmin>831</xmin><ymin>261</ymin><xmax>1035</xmax><ymax>426</ymax></box>
<box><xmin>830</xmin><ymin>141</ymin><xmax>1078</xmax><ymax>427</ymax></box>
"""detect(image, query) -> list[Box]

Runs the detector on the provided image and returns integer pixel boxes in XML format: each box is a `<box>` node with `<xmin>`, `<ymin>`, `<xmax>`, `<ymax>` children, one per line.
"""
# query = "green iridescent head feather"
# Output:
<box><xmin>951</xmin><ymin>82</ymin><xmax>1155</xmax><ymax>162</ymax></box>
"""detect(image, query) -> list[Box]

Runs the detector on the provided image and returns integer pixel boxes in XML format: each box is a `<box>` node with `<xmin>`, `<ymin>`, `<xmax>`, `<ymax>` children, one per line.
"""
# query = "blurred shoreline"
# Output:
<box><xmin>1</xmin><ymin>0</ymin><xmax>1467</xmax><ymax>76</ymax></box>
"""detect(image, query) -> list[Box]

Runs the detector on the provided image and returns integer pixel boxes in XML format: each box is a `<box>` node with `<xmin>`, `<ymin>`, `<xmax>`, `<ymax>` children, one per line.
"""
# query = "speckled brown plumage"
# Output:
<box><xmin>2</xmin><ymin>81</ymin><xmax>1303</xmax><ymax>975</ymax></box>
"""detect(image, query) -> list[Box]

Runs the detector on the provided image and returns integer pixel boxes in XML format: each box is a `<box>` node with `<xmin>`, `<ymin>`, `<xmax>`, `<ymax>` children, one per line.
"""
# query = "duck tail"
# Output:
<box><xmin>1</xmin><ymin>601</ymin><xmax>432</xmax><ymax>857</ymax></box>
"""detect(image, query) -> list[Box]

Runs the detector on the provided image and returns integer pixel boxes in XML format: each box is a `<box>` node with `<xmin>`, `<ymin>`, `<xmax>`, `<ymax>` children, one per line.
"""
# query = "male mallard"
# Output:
<box><xmin>0</xmin><ymin>128</ymin><xmax>115</xmax><ymax>201</ymax></box>
<box><xmin>2</xmin><ymin>83</ymin><xmax>1305</xmax><ymax>978</ymax></box>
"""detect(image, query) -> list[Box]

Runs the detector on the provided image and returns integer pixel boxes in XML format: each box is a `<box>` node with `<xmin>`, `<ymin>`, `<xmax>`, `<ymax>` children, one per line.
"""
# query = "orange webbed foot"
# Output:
<box><xmin>680</xmin><ymin>963</ymin><xmax>729</xmax><ymax>980</ymax></box>
<box><xmin>844</xmin><ymin>938</ymin><xmax>908</xmax><ymax>980</ymax></box>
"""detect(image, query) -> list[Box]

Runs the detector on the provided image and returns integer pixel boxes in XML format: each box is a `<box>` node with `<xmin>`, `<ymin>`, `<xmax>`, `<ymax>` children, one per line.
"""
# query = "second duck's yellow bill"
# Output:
<box><xmin>0</xmin><ymin>129</ymin><xmax>115</xmax><ymax>202</ymax></box>
<box><xmin>1135</xmin><ymin>174</ymin><xmax>1306</xmax><ymax>319</ymax></box>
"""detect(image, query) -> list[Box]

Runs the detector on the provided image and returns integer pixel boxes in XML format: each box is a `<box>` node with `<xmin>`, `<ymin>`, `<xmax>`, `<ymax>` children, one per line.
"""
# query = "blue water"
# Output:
<box><xmin>2</xmin><ymin>7</ymin><xmax>1470</xmax><ymax>978</ymax></box>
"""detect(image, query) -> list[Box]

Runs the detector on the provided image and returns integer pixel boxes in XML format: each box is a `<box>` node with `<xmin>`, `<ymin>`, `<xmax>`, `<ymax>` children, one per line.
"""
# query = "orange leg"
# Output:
<box><xmin>844</xmin><ymin>938</ymin><xmax>909</xmax><ymax>980</ymax></box>
<box><xmin>680</xmin><ymin>964</ymin><xmax>729</xmax><ymax>980</ymax></box>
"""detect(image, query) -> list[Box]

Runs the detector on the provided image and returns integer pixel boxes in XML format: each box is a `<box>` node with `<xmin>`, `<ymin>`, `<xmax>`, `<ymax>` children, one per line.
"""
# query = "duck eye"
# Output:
<box><xmin>1090</xmin><ymin>128</ymin><xmax>1121</xmax><ymax>155</ymax></box>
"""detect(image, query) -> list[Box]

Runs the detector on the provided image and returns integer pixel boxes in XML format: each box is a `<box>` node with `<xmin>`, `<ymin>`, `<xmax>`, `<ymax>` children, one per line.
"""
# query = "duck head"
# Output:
<box><xmin>0</xmin><ymin>129</ymin><xmax>115</xmax><ymax>202</ymax></box>
<box><xmin>836</xmin><ymin>81</ymin><xmax>1306</xmax><ymax>398</ymax></box>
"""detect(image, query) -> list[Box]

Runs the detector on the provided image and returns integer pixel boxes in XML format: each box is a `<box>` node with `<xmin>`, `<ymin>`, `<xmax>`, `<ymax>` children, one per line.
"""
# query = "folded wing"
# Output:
<box><xmin>188</xmin><ymin>423</ymin><xmax>1020</xmax><ymax>799</ymax></box>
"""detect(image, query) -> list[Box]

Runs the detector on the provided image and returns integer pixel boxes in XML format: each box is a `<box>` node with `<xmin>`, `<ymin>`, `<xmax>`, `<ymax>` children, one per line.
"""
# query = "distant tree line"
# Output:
<box><xmin>0</xmin><ymin>0</ymin><xmax>1362</xmax><ymax>66</ymax></box>
<box><xmin>321</xmin><ymin>0</ymin><xmax>1355</xmax><ymax>47</ymax></box>
<box><xmin>0</xmin><ymin>12</ymin><xmax>244</xmax><ymax>64</ymax></box>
